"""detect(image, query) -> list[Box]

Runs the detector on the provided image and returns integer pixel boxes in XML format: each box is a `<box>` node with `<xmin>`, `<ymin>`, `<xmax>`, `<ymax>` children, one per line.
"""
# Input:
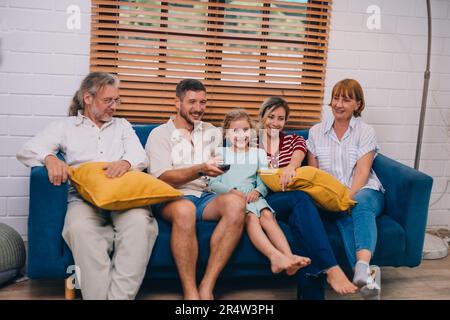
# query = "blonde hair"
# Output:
<box><xmin>222</xmin><ymin>109</ymin><xmax>256</xmax><ymax>146</ymax></box>
<box><xmin>68</xmin><ymin>72</ymin><xmax>119</xmax><ymax>116</ymax></box>
<box><xmin>329</xmin><ymin>79</ymin><xmax>365</xmax><ymax>117</ymax></box>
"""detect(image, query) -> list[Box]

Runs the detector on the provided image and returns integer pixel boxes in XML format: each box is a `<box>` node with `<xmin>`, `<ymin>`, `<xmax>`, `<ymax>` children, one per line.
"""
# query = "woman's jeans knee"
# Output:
<box><xmin>336</xmin><ymin>188</ymin><xmax>385</xmax><ymax>267</ymax></box>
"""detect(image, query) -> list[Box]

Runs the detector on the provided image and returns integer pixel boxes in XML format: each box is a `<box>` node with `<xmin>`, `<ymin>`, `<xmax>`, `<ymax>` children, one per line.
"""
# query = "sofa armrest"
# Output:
<box><xmin>28</xmin><ymin>166</ymin><xmax>69</xmax><ymax>278</ymax></box>
<box><xmin>373</xmin><ymin>154</ymin><xmax>433</xmax><ymax>266</ymax></box>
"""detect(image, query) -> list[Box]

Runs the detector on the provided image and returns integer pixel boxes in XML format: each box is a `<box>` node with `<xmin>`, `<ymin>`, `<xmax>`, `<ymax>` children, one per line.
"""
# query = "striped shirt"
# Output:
<box><xmin>306</xmin><ymin>116</ymin><xmax>384</xmax><ymax>192</ymax></box>
<box><xmin>264</xmin><ymin>132</ymin><xmax>307</xmax><ymax>169</ymax></box>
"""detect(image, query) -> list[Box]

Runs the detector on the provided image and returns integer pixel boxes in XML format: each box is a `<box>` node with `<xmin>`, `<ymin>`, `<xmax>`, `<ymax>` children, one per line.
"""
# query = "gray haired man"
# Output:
<box><xmin>17</xmin><ymin>72</ymin><xmax>158</xmax><ymax>299</ymax></box>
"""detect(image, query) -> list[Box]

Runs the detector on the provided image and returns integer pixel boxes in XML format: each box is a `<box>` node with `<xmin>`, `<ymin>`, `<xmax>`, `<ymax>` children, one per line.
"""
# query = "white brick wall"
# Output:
<box><xmin>0</xmin><ymin>0</ymin><xmax>449</xmax><ymax>239</ymax></box>
<box><xmin>326</xmin><ymin>0</ymin><xmax>450</xmax><ymax>227</ymax></box>
<box><xmin>0</xmin><ymin>0</ymin><xmax>90</xmax><ymax>238</ymax></box>
<box><xmin>0</xmin><ymin>198</ymin><xmax>6</xmax><ymax>217</ymax></box>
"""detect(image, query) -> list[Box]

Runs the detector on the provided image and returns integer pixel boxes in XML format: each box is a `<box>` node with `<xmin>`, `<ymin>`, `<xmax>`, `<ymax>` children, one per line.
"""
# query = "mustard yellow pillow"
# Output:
<box><xmin>68</xmin><ymin>162</ymin><xmax>183</xmax><ymax>211</ymax></box>
<box><xmin>259</xmin><ymin>166</ymin><xmax>357</xmax><ymax>212</ymax></box>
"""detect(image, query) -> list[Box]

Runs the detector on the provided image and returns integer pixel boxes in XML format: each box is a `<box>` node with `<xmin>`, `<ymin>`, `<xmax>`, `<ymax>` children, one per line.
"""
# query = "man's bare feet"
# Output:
<box><xmin>183</xmin><ymin>286</ymin><xmax>201</xmax><ymax>300</ymax></box>
<box><xmin>286</xmin><ymin>255</ymin><xmax>311</xmax><ymax>276</ymax></box>
<box><xmin>198</xmin><ymin>282</ymin><xmax>215</xmax><ymax>300</ymax></box>
<box><xmin>184</xmin><ymin>292</ymin><xmax>201</xmax><ymax>300</ymax></box>
<box><xmin>326</xmin><ymin>266</ymin><xmax>358</xmax><ymax>295</ymax></box>
<box><xmin>269</xmin><ymin>251</ymin><xmax>291</xmax><ymax>274</ymax></box>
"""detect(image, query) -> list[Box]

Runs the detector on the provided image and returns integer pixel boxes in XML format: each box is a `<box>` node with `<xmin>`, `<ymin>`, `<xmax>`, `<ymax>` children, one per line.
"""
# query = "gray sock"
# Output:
<box><xmin>360</xmin><ymin>265</ymin><xmax>381</xmax><ymax>300</ymax></box>
<box><xmin>353</xmin><ymin>260</ymin><xmax>370</xmax><ymax>287</ymax></box>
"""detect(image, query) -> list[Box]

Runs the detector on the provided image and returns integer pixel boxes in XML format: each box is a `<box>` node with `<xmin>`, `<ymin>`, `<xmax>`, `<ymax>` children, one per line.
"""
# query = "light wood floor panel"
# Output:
<box><xmin>1</xmin><ymin>256</ymin><xmax>449</xmax><ymax>300</ymax></box>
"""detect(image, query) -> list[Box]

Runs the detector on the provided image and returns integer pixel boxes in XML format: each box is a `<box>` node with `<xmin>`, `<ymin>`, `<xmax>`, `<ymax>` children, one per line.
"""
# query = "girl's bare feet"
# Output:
<box><xmin>286</xmin><ymin>255</ymin><xmax>311</xmax><ymax>276</ymax></box>
<box><xmin>269</xmin><ymin>251</ymin><xmax>291</xmax><ymax>274</ymax></box>
<box><xmin>326</xmin><ymin>266</ymin><xmax>358</xmax><ymax>295</ymax></box>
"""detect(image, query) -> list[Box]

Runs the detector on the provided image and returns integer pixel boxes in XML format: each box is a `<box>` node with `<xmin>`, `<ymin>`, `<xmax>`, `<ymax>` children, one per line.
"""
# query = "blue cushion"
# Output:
<box><xmin>133</xmin><ymin>124</ymin><xmax>159</xmax><ymax>147</ymax></box>
<box><xmin>321</xmin><ymin>214</ymin><xmax>405</xmax><ymax>272</ymax></box>
<box><xmin>288</xmin><ymin>129</ymin><xmax>308</xmax><ymax>140</ymax></box>
<box><xmin>148</xmin><ymin>219</ymin><xmax>175</xmax><ymax>267</ymax></box>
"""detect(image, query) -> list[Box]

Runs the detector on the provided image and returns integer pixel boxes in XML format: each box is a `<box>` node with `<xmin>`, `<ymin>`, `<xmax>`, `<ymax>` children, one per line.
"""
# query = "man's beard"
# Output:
<box><xmin>92</xmin><ymin>103</ymin><xmax>113</xmax><ymax>123</ymax></box>
<box><xmin>180</xmin><ymin>105</ymin><xmax>203</xmax><ymax>126</ymax></box>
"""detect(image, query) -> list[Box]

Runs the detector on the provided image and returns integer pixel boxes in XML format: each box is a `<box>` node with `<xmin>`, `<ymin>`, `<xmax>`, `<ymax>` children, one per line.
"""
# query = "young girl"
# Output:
<box><xmin>209</xmin><ymin>109</ymin><xmax>310</xmax><ymax>275</ymax></box>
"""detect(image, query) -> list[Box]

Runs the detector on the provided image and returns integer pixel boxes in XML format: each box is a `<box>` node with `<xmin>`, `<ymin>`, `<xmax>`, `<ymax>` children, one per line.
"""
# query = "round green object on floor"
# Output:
<box><xmin>0</xmin><ymin>223</ymin><xmax>26</xmax><ymax>286</ymax></box>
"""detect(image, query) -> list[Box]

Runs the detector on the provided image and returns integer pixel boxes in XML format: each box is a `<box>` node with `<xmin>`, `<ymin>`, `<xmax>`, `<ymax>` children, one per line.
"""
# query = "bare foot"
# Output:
<box><xmin>326</xmin><ymin>266</ymin><xmax>358</xmax><ymax>295</ymax></box>
<box><xmin>286</xmin><ymin>255</ymin><xmax>311</xmax><ymax>276</ymax></box>
<box><xmin>183</xmin><ymin>288</ymin><xmax>201</xmax><ymax>300</ymax></box>
<box><xmin>198</xmin><ymin>283</ymin><xmax>215</xmax><ymax>300</ymax></box>
<box><xmin>269</xmin><ymin>251</ymin><xmax>291</xmax><ymax>274</ymax></box>
<box><xmin>184</xmin><ymin>293</ymin><xmax>201</xmax><ymax>300</ymax></box>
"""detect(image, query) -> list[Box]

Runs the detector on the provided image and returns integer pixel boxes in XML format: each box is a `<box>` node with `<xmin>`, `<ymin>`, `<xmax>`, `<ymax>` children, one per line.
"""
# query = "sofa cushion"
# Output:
<box><xmin>321</xmin><ymin>213</ymin><xmax>406</xmax><ymax>271</ymax></box>
<box><xmin>370</xmin><ymin>215</ymin><xmax>406</xmax><ymax>265</ymax></box>
<box><xmin>148</xmin><ymin>219</ymin><xmax>176</xmax><ymax>267</ymax></box>
<box><xmin>259</xmin><ymin>166</ymin><xmax>356</xmax><ymax>212</ymax></box>
<box><xmin>69</xmin><ymin>162</ymin><xmax>183</xmax><ymax>210</ymax></box>
<box><xmin>133</xmin><ymin>124</ymin><xmax>159</xmax><ymax>147</ymax></box>
<box><xmin>195</xmin><ymin>220</ymin><xmax>294</xmax><ymax>267</ymax></box>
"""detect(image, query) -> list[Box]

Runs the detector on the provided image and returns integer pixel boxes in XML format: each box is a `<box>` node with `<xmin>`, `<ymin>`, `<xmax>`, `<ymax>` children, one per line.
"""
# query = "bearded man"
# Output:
<box><xmin>17</xmin><ymin>72</ymin><xmax>158</xmax><ymax>300</ymax></box>
<box><xmin>146</xmin><ymin>79</ymin><xmax>246</xmax><ymax>300</ymax></box>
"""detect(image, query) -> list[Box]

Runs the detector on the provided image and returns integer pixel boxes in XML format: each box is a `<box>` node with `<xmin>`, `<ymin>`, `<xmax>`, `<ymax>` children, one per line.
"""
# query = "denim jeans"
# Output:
<box><xmin>335</xmin><ymin>188</ymin><xmax>385</xmax><ymax>267</ymax></box>
<box><xmin>266</xmin><ymin>190</ymin><xmax>338</xmax><ymax>275</ymax></box>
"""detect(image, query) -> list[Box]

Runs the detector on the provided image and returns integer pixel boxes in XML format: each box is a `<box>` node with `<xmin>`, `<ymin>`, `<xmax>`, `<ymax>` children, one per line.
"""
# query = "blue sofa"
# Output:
<box><xmin>26</xmin><ymin>124</ymin><xmax>433</xmax><ymax>299</ymax></box>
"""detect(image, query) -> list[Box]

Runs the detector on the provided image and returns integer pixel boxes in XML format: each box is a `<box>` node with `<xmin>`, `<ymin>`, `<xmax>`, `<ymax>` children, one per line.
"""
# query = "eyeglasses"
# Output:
<box><xmin>100</xmin><ymin>97</ymin><xmax>121</xmax><ymax>107</ymax></box>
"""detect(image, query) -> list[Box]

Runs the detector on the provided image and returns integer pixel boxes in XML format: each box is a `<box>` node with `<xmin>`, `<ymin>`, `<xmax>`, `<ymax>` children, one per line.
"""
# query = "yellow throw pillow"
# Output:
<box><xmin>68</xmin><ymin>162</ymin><xmax>183</xmax><ymax>211</ymax></box>
<box><xmin>259</xmin><ymin>166</ymin><xmax>357</xmax><ymax>212</ymax></box>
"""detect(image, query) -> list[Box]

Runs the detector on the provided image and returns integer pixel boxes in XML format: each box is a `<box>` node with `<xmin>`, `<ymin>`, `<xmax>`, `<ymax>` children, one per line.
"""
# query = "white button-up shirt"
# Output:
<box><xmin>306</xmin><ymin>116</ymin><xmax>384</xmax><ymax>192</ymax></box>
<box><xmin>146</xmin><ymin>117</ymin><xmax>222</xmax><ymax>197</ymax></box>
<box><xmin>16</xmin><ymin>112</ymin><xmax>149</xmax><ymax>201</ymax></box>
<box><xmin>17</xmin><ymin>112</ymin><xmax>148</xmax><ymax>170</ymax></box>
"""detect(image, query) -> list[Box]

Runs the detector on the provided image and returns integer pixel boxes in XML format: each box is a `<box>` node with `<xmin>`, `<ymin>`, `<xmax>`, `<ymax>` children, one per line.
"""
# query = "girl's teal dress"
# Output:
<box><xmin>209</xmin><ymin>147</ymin><xmax>274</xmax><ymax>217</ymax></box>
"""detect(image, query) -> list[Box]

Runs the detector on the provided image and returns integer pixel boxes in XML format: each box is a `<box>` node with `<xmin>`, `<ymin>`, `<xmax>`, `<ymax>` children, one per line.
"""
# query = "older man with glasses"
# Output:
<box><xmin>16</xmin><ymin>72</ymin><xmax>158</xmax><ymax>300</ymax></box>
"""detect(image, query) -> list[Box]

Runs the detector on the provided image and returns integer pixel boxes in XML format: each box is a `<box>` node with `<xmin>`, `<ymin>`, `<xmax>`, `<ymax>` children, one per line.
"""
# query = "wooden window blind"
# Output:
<box><xmin>90</xmin><ymin>0</ymin><xmax>332</xmax><ymax>129</ymax></box>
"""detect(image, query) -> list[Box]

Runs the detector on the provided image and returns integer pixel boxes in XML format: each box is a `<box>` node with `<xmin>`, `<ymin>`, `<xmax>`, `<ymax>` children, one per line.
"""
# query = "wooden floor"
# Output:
<box><xmin>1</xmin><ymin>255</ymin><xmax>450</xmax><ymax>300</ymax></box>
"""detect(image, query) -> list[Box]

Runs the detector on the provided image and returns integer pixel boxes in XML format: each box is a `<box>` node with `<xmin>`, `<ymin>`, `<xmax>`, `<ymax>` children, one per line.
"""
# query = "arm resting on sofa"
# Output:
<box><xmin>373</xmin><ymin>154</ymin><xmax>433</xmax><ymax>266</ymax></box>
<box><xmin>28</xmin><ymin>166</ymin><xmax>70</xmax><ymax>278</ymax></box>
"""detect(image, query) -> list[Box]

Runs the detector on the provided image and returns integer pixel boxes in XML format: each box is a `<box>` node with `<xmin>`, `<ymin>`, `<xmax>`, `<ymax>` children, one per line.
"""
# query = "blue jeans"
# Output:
<box><xmin>266</xmin><ymin>190</ymin><xmax>338</xmax><ymax>275</ymax></box>
<box><xmin>336</xmin><ymin>188</ymin><xmax>385</xmax><ymax>267</ymax></box>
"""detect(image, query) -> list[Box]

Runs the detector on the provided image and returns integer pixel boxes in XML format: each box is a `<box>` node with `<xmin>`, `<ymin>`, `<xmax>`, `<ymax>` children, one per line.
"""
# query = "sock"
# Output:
<box><xmin>353</xmin><ymin>260</ymin><xmax>370</xmax><ymax>287</ymax></box>
<box><xmin>360</xmin><ymin>265</ymin><xmax>381</xmax><ymax>300</ymax></box>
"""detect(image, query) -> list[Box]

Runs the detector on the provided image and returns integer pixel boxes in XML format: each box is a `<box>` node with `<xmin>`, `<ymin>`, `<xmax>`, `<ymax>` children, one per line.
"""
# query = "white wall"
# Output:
<box><xmin>0</xmin><ymin>0</ymin><xmax>449</xmax><ymax>239</ymax></box>
<box><xmin>326</xmin><ymin>0</ymin><xmax>450</xmax><ymax>227</ymax></box>
<box><xmin>0</xmin><ymin>0</ymin><xmax>90</xmax><ymax>238</ymax></box>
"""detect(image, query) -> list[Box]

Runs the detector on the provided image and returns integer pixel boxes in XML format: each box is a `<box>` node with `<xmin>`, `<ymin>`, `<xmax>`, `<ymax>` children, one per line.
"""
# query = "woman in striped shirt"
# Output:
<box><xmin>258</xmin><ymin>96</ymin><xmax>358</xmax><ymax>296</ymax></box>
<box><xmin>307</xmin><ymin>79</ymin><xmax>385</xmax><ymax>299</ymax></box>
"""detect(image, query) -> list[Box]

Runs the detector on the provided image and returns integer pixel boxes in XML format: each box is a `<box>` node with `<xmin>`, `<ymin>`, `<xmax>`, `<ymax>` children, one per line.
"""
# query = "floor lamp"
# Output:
<box><xmin>414</xmin><ymin>0</ymin><xmax>432</xmax><ymax>170</ymax></box>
